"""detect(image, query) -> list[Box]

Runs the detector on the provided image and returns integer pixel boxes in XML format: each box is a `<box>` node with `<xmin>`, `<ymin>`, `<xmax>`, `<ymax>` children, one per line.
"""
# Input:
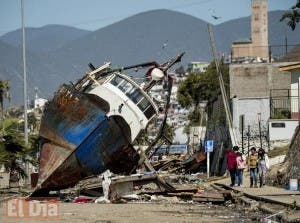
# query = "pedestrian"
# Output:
<box><xmin>236</xmin><ymin>152</ymin><xmax>247</xmax><ymax>187</ymax></box>
<box><xmin>257</xmin><ymin>148</ymin><xmax>269</xmax><ymax>187</ymax></box>
<box><xmin>248</xmin><ymin>147</ymin><xmax>258</xmax><ymax>188</ymax></box>
<box><xmin>227</xmin><ymin>146</ymin><xmax>239</xmax><ymax>187</ymax></box>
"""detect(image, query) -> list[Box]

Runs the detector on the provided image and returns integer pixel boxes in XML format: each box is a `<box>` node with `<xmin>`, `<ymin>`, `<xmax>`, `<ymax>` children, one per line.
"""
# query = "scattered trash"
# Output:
<box><xmin>289</xmin><ymin>179</ymin><xmax>298</xmax><ymax>191</ymax></box>
<box><xmin>261</xmin><ymin>211</ymin><xmax>284</xmax><ymax>223</ymax></box>
<box><xmin>102</xmin><ymin>170</ymin><xmax>112</xmax><ymax>200</ymax></box>
<box><xmin>95</xmin><ymin>196</ymin><xmax>110</xmax><ymax>204</ymax></box>
<box><xmin>121</xmin><ymin>194</ymin><xmax>140</xmax><ymax>200</ymax></box>
<box><xmin>73</xmin><ymin>196</ymin><xmax>88</xmax><ymax>203</ymax></box>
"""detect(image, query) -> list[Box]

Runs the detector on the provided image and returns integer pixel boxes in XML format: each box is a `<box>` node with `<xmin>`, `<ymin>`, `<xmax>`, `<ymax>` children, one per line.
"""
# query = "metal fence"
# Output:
<box><xmin>270</xmin><ymin>89</ymin><xmax>298</xmax><ymax>119</ymax></box>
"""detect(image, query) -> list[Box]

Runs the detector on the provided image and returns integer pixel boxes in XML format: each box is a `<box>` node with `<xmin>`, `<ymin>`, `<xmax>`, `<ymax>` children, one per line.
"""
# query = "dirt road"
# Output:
<box><xmin>1</xmin><ymin>202</ymin><xmax>266</xmax><ymax>223</ymax></box>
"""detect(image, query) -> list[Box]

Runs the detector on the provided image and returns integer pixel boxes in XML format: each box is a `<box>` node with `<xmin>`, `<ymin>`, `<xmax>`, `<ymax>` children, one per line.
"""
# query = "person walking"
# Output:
<box><xmin>257</xmin><ymin>148</ymin><xmax>269</xmax><ymax>187</ymax></box>
<box><xmin>227</xmin><ymin>146</ymin><xmax>239</xmax><ymax>187</ymax></box>
<box><xmin>248</xmin><ymin>147</ymin><xmax>258</xmax><ymax>188</ymax></box>
<box><xmin>236</xmin><ymin>152</ymin><xmax>247</xmax><ymax>187</ymax></box>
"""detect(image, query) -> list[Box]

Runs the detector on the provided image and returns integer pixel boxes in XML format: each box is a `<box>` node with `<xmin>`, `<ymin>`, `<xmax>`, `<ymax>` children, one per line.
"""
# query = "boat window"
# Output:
<box><xmin>110</xmin><ymin>76</ymin><xmax>123</xmax><ymax>87</ymax></box>
<box><xmin>118</xmin><ymin>81</ymin><xmax>133</xmax><ymax>93</ymax></box>
<box><xmin>126</xmin><ymin>88</ymin><xmax>144</xmax><ymax>104</ymax></box>
<box><xmin>144</xmin><ymin>105</ymin><xmax>156</xmax><ymax>119</ymax></box>
<box><xmin>137</xmin><ymin>98</ymin><xmax>151</xmax><ymax>111</ymax></box>
<box><xmin>110</xmin><ymin>75</ymin><xmax>156</xmax><ymax>119</ymax></box>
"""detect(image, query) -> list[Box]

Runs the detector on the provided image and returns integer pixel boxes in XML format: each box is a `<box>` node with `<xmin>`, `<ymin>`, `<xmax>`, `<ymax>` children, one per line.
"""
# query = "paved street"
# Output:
<box><xmin>215</xmin><ymin>172</ymin><xmax>300</xmax><ymax>207</ymax></box>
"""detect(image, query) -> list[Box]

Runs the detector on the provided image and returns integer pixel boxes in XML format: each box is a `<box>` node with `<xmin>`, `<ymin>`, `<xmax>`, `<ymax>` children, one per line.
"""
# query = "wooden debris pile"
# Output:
<box><xmin>151</xmin><ymin>151</ymin><xmax>206</xmax><ymax>173</ymax></box>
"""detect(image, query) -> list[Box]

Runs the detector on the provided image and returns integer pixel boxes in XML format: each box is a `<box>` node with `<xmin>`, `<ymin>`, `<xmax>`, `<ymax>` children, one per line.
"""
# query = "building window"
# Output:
<box><xmin>271</xmin><ymin>123</ymin><xmax>285</xmax><ymax>128</ymax></box>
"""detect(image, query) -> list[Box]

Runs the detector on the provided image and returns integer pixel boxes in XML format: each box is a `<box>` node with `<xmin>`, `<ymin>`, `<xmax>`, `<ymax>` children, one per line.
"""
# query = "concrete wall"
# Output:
<box><xmin>232</xmin><ymin>97</ymin><xmax>269</xmax><ymax>139</ymax></box>
<box><xmin>230</xmin><ymin>63</ymin><xmax>291</xmax><ymax>98</ymax></box>
<box><xmin>290</xmin><ymin>69</ymin><xmax>300</xmax><ymax>118</ymax></box>
<box><xmin>174</xmin><ymin>127</ymin><xmax>188</xmax><ymax>144</ymax></box>
<box><xmin>269</xmin><ymin>119</ymin><xmax>298</xmax><ymax>141</ymax></box>
<box><xmin>0</xmin><ymin>172</ymin><xmax>9</xmax><ymax>189</ymax></box>
<box><xmin>232</xmin><ymin>43</ymin><xmax>252</xmax><ymax>59</ymax></box>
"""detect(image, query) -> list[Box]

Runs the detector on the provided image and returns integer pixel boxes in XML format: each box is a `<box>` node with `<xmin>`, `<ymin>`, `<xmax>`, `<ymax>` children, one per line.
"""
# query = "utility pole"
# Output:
<box><xmin>21</xmin><ymin>0</ymin><xmax>28</xmax><ymax>144</ymax></box>
<box><xmin>298</xmin><ymin>77</ymin><xmax>300</xmax><ymax>126</ymax></box>
<box><xmin>21</xmin><ymin>0</ymin><xmax>29</xmax><ymax>185</ymax></box>
<box><xmin>241</xmin><ymin>115</ymin><xmax>244</xmax><ymax>154</ymax></box>
<box><xmin>258</xmin><ymin>113</ymin><xmax>262</xmax><ymax>149</ymax></box>
<box><xmin>207</xmin><ymin>24</ymin><xmax>238</xmax><ymax>146</ymax></box>
<box><xmin>247</xmin><ymin>125</ymin><xmax>250</xmax><ymax>158</ymax></box>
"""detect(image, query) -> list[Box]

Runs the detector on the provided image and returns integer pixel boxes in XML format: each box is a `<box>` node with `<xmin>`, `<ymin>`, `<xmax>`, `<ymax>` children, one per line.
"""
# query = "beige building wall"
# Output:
<box><xmin>229</xmin><ymin>63</ymin><xmax>291</xmax><ymax>98</ymax></box>
<box><xmin>232</xmin><ymin>43</ymin><xmax>252</xmax><ymax>58</ymax></box>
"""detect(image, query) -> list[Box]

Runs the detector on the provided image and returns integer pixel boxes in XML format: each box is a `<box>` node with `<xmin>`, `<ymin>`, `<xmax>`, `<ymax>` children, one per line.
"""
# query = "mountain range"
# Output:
<box><xmin>0</xmin><ymin>9</ymin><xmax>299</xmax><ymax>105</ymax></box>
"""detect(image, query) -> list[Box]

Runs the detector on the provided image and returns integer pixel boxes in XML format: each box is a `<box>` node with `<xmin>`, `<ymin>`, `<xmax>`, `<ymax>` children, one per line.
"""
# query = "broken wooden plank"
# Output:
<box><xmin>167</xmin><ymin>192</ymin><xmax>194</xmax><ymax>199</ymax></box>
<box><xmin>192</xmin><ymin>196</ymin><xmax>224</xmax><ymax>202</ymax></box>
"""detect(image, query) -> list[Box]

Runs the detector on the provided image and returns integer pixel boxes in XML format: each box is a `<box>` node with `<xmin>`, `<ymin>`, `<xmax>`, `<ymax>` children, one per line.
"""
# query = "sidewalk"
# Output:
<box><xmin>214</xmin><ymin>172</ymin><xmax>300</xmax><ymax>208</ymax></box>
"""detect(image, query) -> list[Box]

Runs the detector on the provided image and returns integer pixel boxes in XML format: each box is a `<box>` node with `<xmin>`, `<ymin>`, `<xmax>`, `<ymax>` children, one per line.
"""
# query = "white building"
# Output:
<box><xmin>34</xmin><ymin>98</ymin><xmax>48</xmax><ymax>109</ymax></box>
<box><xmin>187</xmin><ymin>62</ymin><xmax>209</xmax><ymax>73</ymax></box>
<box><xmin>268</xmin><ymin>62</ymin><xmax>300</xmax><ymax>141</ymax></box>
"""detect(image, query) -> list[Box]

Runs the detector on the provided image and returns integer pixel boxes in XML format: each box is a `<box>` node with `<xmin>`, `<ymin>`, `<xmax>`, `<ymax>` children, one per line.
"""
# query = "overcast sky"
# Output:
<box><xmin>0</xmin><ymin>0</ymin><xmax>296</xmax><ymax>36</ymax></box>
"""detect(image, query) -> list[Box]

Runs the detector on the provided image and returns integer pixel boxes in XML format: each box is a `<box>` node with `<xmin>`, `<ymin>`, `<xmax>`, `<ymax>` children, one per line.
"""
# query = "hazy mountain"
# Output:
<box><xmin>0</xmin><ymin>25</ymin><xmax>91</xmax><ymax>53</ymax></box>
<box><xmin>0</xmin><ymin>40</ymin><xmax>64</xmax><ymax>104</ymax></box>
<box><xmin>53</xmin><ymin>9</ymin><xmax>211</xmax><ymax>65</ymax></box>
<box><xmin>0</xmin><ymin>9</ymin><xmax>299</xmax><ymax>105</ymax></box>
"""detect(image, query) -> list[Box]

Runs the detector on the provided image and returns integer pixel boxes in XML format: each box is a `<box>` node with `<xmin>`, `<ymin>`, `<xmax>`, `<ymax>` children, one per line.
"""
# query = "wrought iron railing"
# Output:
<box><xmin>270</xmin><ymin>89</ymin><xmax>298</xmax><ymax>119</ymax></box>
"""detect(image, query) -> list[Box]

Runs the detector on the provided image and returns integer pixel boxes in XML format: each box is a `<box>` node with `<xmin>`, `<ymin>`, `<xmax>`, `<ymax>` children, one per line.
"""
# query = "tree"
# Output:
<box><xmin>0</xmin><ymin>117</ymin><xmax>38</xmax><ymax>187</ymax></box>
<box><xmin>0</xmin><ymin>80</ymin><xmax>11</xmax><ymax>123</ymax></box>
<box><xmin>0</xmin><ymin>134</ymin><xmax>36</xmax><ymax>187</ymax></box>
<box><xmin>177</xmin><ymin>62</ymin><xmax>229</xmax><ymax>132</ymax></box>
<box><xmin>177</xmin><ymin>62</ymin><xmax>229</xmax><ymax>110</ymax></box>
<box><xmin>280</xmin><ymin>1</ymin><xmax>300</xmax><ymax>30</ymax></box>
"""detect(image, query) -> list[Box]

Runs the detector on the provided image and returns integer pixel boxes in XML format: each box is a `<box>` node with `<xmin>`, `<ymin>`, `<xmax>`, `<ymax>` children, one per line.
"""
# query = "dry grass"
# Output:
<box><xmin>268</xmin><ymin>144</ymin><xmax>289</xmax><ymax>158</ymax></box>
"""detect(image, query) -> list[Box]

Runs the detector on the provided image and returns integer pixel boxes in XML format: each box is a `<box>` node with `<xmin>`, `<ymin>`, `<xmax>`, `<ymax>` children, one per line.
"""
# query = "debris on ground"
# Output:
<box><xmin>151</xmin><ymin>151</ymin><xmax>206</xmax><ymax>173</ymax></box>
<box><xmin>61</xmin><ymin>169</ymin><xmax>225</xmax><ymax>206</ymax></box>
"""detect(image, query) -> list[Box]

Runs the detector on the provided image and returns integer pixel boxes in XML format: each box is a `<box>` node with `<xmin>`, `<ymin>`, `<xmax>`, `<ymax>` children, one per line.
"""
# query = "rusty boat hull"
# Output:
<box><xmin>33</xmin><ymin>85</ymin><xmax>139</xmax><ymax>195</ymax></box>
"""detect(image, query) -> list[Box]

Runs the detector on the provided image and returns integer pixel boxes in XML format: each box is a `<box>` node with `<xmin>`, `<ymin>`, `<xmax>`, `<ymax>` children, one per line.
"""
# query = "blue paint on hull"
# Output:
<box><xmin>40</xmin><ymin>90</ymin><xmax>108</xmax><ymax>147</ymax></box>
<box><xmin>75</xmin><ymin>118</ymin><xmax>129</xmax><ymax>174</ymax></box>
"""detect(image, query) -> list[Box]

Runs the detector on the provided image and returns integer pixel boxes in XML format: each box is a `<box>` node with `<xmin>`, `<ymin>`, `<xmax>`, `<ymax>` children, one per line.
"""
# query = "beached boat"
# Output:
<box><xmin>33</xmin><ymin>54</ymin><xmax>184</xmax><ymax>195</ymax></box>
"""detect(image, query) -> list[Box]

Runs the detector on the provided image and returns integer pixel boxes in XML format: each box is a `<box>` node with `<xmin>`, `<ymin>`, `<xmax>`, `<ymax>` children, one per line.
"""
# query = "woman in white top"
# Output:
<box><xmin>257</xmin><ymin>148</ymin><xmax>269</xmax><ymax>187</ymax></box>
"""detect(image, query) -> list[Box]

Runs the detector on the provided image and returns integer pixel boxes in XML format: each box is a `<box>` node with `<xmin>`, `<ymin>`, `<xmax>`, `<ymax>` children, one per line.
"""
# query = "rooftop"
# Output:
<box><xmin>232</xmin><ymin>38</ymin><xmax>252</xmax><ymax>44</ymax></box>
<box><xmin>279</xmin><ymin>62</ymin><xmax>300</xmax><ymax>71</ymax></box>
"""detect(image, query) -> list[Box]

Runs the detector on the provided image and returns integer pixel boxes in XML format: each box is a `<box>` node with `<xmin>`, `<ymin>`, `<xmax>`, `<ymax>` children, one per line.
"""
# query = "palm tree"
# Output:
<box><xmin>281</xmin><ymin>1</ymin><xmax>300</xmax><ymax>30</ymax></box>
<box><xmin>0</xmin><ymin>134</ymin><xmax>36</xmax><ymax>187</ymax></box>
<box><xmin>0</xmin><ymin>80</ymin><xmax>11</xmax><ymax>124</ymax></box>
